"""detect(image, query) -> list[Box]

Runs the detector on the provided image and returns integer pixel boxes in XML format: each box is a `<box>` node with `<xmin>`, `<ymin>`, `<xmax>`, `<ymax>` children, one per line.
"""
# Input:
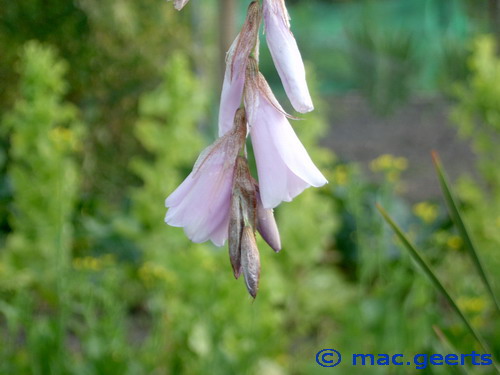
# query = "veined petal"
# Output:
<box><xmin>165</xmin><ymin>151</ymin><xmax>233</xmax><ymax>244</ymax></box>
<box><xmin>263</xmin><ymin>0</ymin><xmax>313</xmax><ymax>113</ymax></box>
<box><xmin>165</xmin><ymin>111</ymin><xmax>247</xmax><ymax>246</ymax></box>
<box><xmin>245</xmin><ymin>70</ymin><xmax>327</xmax><ymax>209</ymax></box>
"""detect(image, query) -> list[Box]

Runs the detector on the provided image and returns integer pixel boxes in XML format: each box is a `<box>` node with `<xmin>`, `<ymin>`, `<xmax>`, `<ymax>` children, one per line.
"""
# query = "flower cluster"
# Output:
<box><xmin>166</xmin><ymin>0</ymin><xmax>327</xmax><ymax>297</ymax></box>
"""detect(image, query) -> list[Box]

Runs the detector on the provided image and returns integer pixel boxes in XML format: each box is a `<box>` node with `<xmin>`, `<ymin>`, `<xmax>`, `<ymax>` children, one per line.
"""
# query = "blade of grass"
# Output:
<box><xmin>432</xmin><ymin>151</ymin><xmax>500</xmax><ymax>313</ymax></box>
<box><xmin>433</xmin><ymin>326</ymin><xmax>471</xmax><ymax>375</ymax></box>
<box><xmin>377</xmin><ymin>204</ymin><xmax>499</xmax><ymax>374</ymax></box>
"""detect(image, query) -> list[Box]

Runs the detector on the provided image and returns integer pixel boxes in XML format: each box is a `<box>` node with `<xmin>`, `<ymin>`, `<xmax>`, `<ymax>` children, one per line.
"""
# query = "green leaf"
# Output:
<box><xmin>432</xmin><ymin>151</ymin><xmax>500</xmax><ymax>313</ymax></box>
<box><xmin>377</xmin><ymin>204</ymin><xmax>499</xmax><ymax>374</ymax></box>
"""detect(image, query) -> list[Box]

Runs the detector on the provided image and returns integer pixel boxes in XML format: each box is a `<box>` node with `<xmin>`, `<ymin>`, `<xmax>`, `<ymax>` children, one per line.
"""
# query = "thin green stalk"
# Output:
<box><xmin>432</xmin><ymin>151</ymin><xmax>500</xmax><ymax>313</ymax></box>
<box><xmin>432</xmin><ymin>326</ymin><xmax>470</xmax><ymax>375</ymax></box>
<box><xmin>377</xmin><ymin>204</ymin><xmax>500</xmax><ymax>374</ymax></box>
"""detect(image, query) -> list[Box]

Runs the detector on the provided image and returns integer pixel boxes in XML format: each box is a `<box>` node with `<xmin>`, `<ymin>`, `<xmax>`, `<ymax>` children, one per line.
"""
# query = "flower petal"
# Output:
<box><xmin>165</xmin><ymin>113</ymin><xmax>247</xmax><ymax>246</ymax></box>
<box><xmin>218</xmin><ymin>36</ymin><xmax>246</xmax><ymax>137</ymax></box>
<box><xmin>263</xmin><ymin>0</ymin><xmax>313</xmax><ymax>113</ymax></box>
<box><xmin>172</xmin><ymin>0</ymin><xmax>189</xmax><ymax>11</ymax></box>
<box><xmin>218</xmin><ymin>2</ymin><xmax>261</xmax><ymax>136</ymax></box>
<box><xmin>247</xmin><ymin>87</ymin><xmax>326</xmax><ymax>208</ymax></box>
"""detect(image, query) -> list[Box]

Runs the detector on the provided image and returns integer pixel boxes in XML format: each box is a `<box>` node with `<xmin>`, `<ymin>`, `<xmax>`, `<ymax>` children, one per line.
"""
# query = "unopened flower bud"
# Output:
<box><xmin>228</xmin><ymin>197</ymin><xmax>243</xmax><ymax>279</ymax></box>
<box><xmin>228</xmin><ymin>154</ymin><xmax>258</xmax><ymax>279</ymax></box>
<box><xmin>241</xmin><ymin>226</ymin><xmax>261</xmax><ymax>298</ymax></box>
<box><xmin>256</xmin><ymin>191</ymin><xmax>281</xmax><ymax>252</ymax></box>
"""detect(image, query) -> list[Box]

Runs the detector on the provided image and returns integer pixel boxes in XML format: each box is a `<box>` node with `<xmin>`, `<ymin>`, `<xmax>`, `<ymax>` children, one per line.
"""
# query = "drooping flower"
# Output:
<box><xmin>244</xmin><ymin>57</ymin><xmax>327</xmax><ymax>209</ymax></box>
<box><xmin>165</xmin><ymin>109</ymin><xmax>247</xmax><ymax>246</ymax></box>
<box><xmin>166</xmin><ymin>0</ymin><xmax>322</xmax><ymax>298</ymax></box>
<box><xmin>263</xmin><ymin>0</ymin><xmax>313</xmax><ymax>113</ymax></box>
<box><xmin>218</xmin><ymin>1</ymin><xmax>262</xmax><ymax>137</ymax></box>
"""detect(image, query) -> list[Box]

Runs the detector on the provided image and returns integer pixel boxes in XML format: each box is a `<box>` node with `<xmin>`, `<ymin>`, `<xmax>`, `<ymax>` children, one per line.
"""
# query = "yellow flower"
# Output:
<box><xmin>333</xmin><ymin>165</ymin><xmax>348</xmax><ymax>186</ymax></box>
<box><xmin>50</xmin><ymin>127</ymin><xmax>79</xmax><ymax>151</ymax></box>
<box><xmin>394</xmin><ymin>157</ymin><xmax>408</xmax><ymax>171</ymax></box>
<box><xmin>370</xmin><ymin>154</ymin><xmax>408</xmax><ymax>172</ymax></box>
<box><xmin>447</xmin><ymin>235</ymin><xmax>462</xmax><ymax>250</ymax></box>
<box><xmin>457</xmin><ymin>296</ymin><xmax>487</xmax><ymax>314</ymax></box>
<box><xmin>139</xmin><ymin>262</ymin><xmax>175</xmax><ymax>286</ymax></box>
<box><xmin>412</xmin><ymin>202</ymin><xmax>438</xmax><ymax>224</ymax></box>
<box><xmin>72</xmin><ymin>255</ymin><xmax>115</xmax><ymax>271</ymax></box>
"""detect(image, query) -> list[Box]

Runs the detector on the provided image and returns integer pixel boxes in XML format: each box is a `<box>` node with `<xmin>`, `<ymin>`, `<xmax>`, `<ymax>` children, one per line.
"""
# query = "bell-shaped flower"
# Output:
<box><xmin>165</xmin><ymin>110</ymin><xmax>247</xmax><ymax>246</ymax></box>
<box><xmin>218</xmin><ymin>1</ymin><xmax>261</xmax><ymax>136</ymax></box>
<box><xmin>244</xmin><ymin>58</ymin><xmax>327</xmax><ymax>209</ymax></box>
<box><xmin>263</xmin><ymin>0</ymin><xmax>313</xmax><ymax>113</ymax></box>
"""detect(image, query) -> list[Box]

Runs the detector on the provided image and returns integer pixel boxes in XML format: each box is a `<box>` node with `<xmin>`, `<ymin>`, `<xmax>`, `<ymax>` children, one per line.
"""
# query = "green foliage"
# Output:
<box><xmin>0</xmin><ymin>41</ymin><xmax>84</xmax><ymax>374</ymax></box>
<box><xmin>0</xmin><ymin>48</ymin><xmax>355</xmax><ymax>375</ymax></box>
<box><xmin>453</xmin><ymin>35</ymin><xmax>500</xmax><ymax>185</ymax></box>
<box><xmin>451</xmin><ymin>35</ymin><xmax>500</xmax><ymax>327</ymax></box>
<box><xmin>345</xmin><ymin>25</ymin><xmax>418</xmax><ymax>114</ymax></box>
<box><xmin>1</xmin><ymin>41</ymin><xmax>83</xmax><ymax>287</ymax></box>
<box><xmin>261</xmin><ymin>0</ymin><xmax>474</xmax><ymax>110</ymax></box>
<box><xmin>0</xmin><ymin>0</ymin><xmax>192</xmax><ymax>204</ymax></box>
<box><xmin>130</xmin><ymin>52</ymin><xmax>205</xmax><ymax>252</ymax></box>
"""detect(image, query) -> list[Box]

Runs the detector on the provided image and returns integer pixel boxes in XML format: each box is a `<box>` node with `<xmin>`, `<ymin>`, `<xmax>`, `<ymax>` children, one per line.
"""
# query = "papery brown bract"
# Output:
<box><xmin>229</xmin><ymin>155</ymin><xmax>258</xmax><ymax>278</ymax></box>
<box><xmin>241</xmin><ymin>226</ymin><xmax>261</xmax><ymax>298</ymax></box>
<box><xmin>228</xmin><ymin>196</ymin><xmax>243</xmax><ymax>278</ymax></box>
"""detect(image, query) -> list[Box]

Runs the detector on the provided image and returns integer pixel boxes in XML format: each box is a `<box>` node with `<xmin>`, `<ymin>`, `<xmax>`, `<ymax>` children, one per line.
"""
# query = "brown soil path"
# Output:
<box><xmin>323</xmin><ymin>94</ymin><xmax>477</xmax><ymax>202</ymax></box>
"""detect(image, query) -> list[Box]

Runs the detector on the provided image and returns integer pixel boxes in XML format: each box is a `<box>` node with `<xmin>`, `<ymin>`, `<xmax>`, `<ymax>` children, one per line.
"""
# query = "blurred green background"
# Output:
<box><xmin>0</xmin><ymin>0</ymin><xmax>499</xmax><ymax>374</ymax></box>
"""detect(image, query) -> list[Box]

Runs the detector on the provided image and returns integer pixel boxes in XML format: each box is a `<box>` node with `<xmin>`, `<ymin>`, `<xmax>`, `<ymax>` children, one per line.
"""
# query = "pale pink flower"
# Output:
<box><xmin>218</xmin><ymin>2</ymin><xmax>261</xmax><ymax>136</ymax></box>
<box><xmin>244</xmin><ymin>59</ymin><xmax>327</xmax><ymax>209</ymax></box>
<box><xmin>165</xmin><ymin>111</ymin><xmax>246</xmax><ymax>246</ymax></box>
<box><xmin>263</xmin><ymin>0</ymin><xmax>313</xmax><ymax>113</ymax></box>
